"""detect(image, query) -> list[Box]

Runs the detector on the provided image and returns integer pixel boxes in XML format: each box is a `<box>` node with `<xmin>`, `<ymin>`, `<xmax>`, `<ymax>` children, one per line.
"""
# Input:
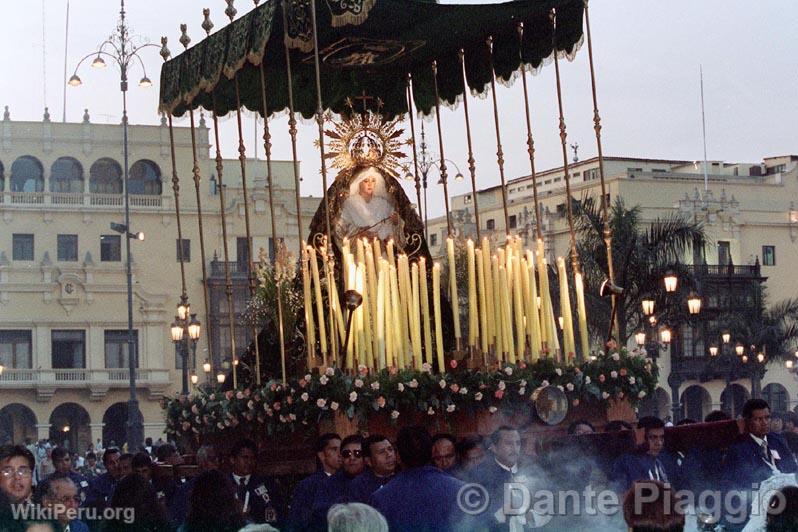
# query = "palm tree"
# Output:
<box><xmin>574</xmin><ymin>196</ymin><xmax>706</xmax><ymax>343</ymax></box>
<box><xmin>720</xmin><ymin>297</ymin><xmax>798</xmax><ymax>361</ymax></box>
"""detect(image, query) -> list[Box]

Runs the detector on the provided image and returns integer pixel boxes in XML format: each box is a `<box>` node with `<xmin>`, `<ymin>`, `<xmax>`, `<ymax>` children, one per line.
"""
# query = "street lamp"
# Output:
<box><xmin>410</xmin><ymin>123</ymin><xmax>465</xmax><ymax>238</ymax></box>
<box><xmin>663</xmin><ymin>271</ymin><xmax>678</xmax><ymax>293</ymax></box>
<box><xmin>642</xmin><ymin>298</ymin><xmax>655</xmax><ymax>316</ymax></box>
<box><xmin>686</xmin><ymin>291</ymin><xmax>702</xmax><ymax>315</ymax></box>
<box><xmin>171</xmin><ymin>303</ymin><xmax>202</xmax><ymax>395</ymax></box>
<box><xmin>69</xmin><ymin>0</ymin><xmax>161</xmax><ymax>452</ymax></box>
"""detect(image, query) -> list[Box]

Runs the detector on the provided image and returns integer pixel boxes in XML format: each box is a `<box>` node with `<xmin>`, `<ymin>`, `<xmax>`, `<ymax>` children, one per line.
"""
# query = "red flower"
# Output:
<box><xmin>450</xmin><ymin>359</ymin><xmax>458</xmax><ymax>369</ymax></box>
<box><xmin>494</xmin><ymin>390</ymin><xmax>505</xmax><ymax>400</ymax></box>
<box><xmin>273</xmin><ymin>402</ymin><xmax>282</xmax><ymax>411</ymax></box>
<box><xmin>598</xmin><ymin>374</ymin><xmax>606</xmax><ymax>383</ymax></box>
<box><xmin>518</xmin><ymin>361</ymin><xmax>527</xmax><ymax>369</ymax></box>
<box><xmin>619</xmin><ymin>368</ymin><xmax>628</xmax><ymax>377</ymax></box>
<box><xmin>298</xmin><ymin>379</ymin><xmax>307</xmax><ymax>388</ymax></box>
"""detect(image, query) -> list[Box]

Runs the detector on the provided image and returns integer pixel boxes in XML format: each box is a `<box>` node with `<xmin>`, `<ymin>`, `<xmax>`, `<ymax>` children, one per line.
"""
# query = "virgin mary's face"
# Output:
<box><xmin>358</xmin><ymin>174</ymin><xmax>376</xmax><ymax>198</ymax></box>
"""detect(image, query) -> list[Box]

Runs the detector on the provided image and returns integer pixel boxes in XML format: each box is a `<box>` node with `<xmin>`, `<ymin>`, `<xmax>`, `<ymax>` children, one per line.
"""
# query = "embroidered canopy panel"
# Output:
<box><xmin>158</xmin><ymin>0</ymin><xmax>584</xmax><ymax>119</ymax></box>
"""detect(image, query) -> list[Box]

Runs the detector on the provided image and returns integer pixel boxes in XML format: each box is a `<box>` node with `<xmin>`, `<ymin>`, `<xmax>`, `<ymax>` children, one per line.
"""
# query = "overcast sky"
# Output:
<box><xmin>1</xmin><ymin>1</ymin><xmax>796</xmax><ymax>217</ymax></box>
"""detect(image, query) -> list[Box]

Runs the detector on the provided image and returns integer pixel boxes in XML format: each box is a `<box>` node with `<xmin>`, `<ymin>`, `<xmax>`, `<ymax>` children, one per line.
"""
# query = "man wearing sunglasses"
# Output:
<box><xmin>308</xmin><ymin>434</ymin><xmax>365</xmax><ymax>531</ymax></box>
<box><xmin>0</xmin><ymin>444</ymin><xmax>35</xmax><ymax>507</ymax></box>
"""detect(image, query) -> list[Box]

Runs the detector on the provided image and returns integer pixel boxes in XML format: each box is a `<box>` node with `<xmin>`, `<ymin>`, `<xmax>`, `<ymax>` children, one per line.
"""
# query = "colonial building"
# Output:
<box><xmin>0</xmin><ymin>108</ymin><xmax>317</xmax><ymax>450</ymax></box>
<box><xmin>427</xmin><ymin>154</ymin><xmax>798</xmax><ymax>420</ymax></box>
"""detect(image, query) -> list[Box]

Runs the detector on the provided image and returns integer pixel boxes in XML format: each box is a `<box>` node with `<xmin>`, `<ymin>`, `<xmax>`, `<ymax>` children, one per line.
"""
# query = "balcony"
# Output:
<box><xmin>0</xmin><ymin>368</ymin><xmax>172</xmax><ymax>401</ymax></box>
<box><xmin>0</xmin><ymin>191</ymin><xmax>168</xmax><ymax>210</ymax></box>
<box><xmin>209</xmin><ymin>260</ymin><xmax>251</xmax><ymax>278</ymax></box>
<box><xmin>686</xmin><ymin>263</ymin><xmax>762</xmax><ymax>278</ymax></box>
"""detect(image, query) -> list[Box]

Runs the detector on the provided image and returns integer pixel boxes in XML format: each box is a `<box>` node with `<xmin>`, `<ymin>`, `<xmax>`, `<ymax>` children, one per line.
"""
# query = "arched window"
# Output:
<box><xmin>129</xmin><ymin>160</ymin><xmax>162</xmax><ymax>195</ymax></box>
<box><xmin>0</xmin><ymin>161</ymin><xmax>5</xmax><ymax>191</ymax></box>
<box><xmin>682</xmin><ymin>385</ymin><xmax>712</xmax><ymax>422</ymax></box>
<box><xmin>762</xmin><ymin>383</ymin><xmax>790</xmax><ymax>414</ymax></box>
<box><xmin>50</xmin><ymin>157</ymin><xmax>84</xmax><ymax>193</ymax></box>
<box><xmin>89</xmin><ymin>158</ymin><xmax>123</xmax><ymax>194</ymax></box>
<box><xmin>10</xmin><ymin>156</ymin><xmax>44</xmax><ymax>192</ymax></box>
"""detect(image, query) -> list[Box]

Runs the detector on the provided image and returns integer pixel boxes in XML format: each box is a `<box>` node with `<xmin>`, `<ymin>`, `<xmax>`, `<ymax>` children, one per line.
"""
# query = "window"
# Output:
<box><xmin>464</xmin><ymin>195</ymin><xmax>472</xmax><ymax>204</ymax></box>
<box><xmin>0</xmin><ymin>330</ymin><xmax>32</xmax><ymax>368</ymax></box>
<box><xmin>104</xmin><ymin>330</ymin><xmax>138</xmax><ymax>369</ymax></box>
<box><xmin>10</xmin><ymin>156</ymin><xmax>44</xmax><ymax>192</ymax></box>
<box><xmin>176</xmin><ymin>239</ymin><xmax>191</xmax><ymax>262</ymax></box>
<box><xmin>717</xmin><ymin>241</ymin><xmax>731</xmax><ymax>266</ymax></box>
<box><xmin>51</xmin><ymin>330</ymin><xmax>85</xmax><ymax>369</ymax></box>
<box><xmin>89</xmin><ymin>158</ymin><xmax>123</xmax><ymax>194</ymax></box>
<box><xmin>128</xmin><ymin>160</ymin><xmax>162</xmax><ymax>195</ymax></box>
<box><xmin>584</xmin><ymin>168</ymin><xmax>599</xmax><ymax>181</ymax></box>
<box><xmin>508</xmin><ymin>215</ymin><xmax>517</xmax><ymax>229</ymax></box>
<box><xmin>101</xmin><ymin>235</ymin><xmax>121</xmax><ymax>262</ymax></box>
<box><xmin>13</xmin><ymin>234</ymin><xmax>34</xmax><ymax>261</ymax></box>
<box><xmin>429</xmin><ymin>234</ymin><xmax>438</xmax><ymax>247</ymax></box>
<box><xmin>486</xmin><ymin>219</ymin><xmax>495</xmax><ymax>231</ymax></box>
<box><xmin>556</xmin><ymin>203</ymin><xmax>566</xmax><ymax>218</ymax></box>
<box><xmin>237</xmin><ymin>237</ymin><xmax>251</xmax><ymax>267</ymax></box>
<box><xmin>57</xmin><ymin>235</ymin><xmax>78</xmax><ymax>262</ymax></box>
<box><xmin>762</xmin><ymin>245</ymin><xmax>775</xmax><ymax>266</ymax></box>
<box><xmin>50</xmin><ymin>157</ymin><xmax>84</xmax><ymax>193</ymax></box>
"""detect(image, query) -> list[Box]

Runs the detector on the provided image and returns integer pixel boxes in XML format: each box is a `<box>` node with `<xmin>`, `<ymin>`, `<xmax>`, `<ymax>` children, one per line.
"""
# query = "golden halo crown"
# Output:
<box><xmin>321</xmin><ymin>97</ymin><xmax>407</xmax><ymax>177</ymax></box>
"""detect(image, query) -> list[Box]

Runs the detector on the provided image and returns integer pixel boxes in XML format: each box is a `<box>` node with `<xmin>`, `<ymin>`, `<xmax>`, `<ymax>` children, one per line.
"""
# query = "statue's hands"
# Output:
<box><xmin>389</xmin><ymin>211</ymin><xmax>400</xmax><ymax>224</ymax></box>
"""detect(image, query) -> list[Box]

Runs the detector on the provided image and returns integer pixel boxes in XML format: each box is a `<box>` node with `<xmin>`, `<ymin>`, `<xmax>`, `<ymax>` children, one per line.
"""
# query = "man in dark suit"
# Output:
<box><xmin>286</xmin><ymin>432</ymin><xmax>341</xmax><ymax>531</ymax></box>
<box><xmin>309</xmin><ymin>434</ymin><xmax>364</xmax><ymax>531</ymax></box>
<box><xmin>725</xmin><ymin>398</ymin><xmax>798</xmax><ymax>488</ymax></box>
<box><xmin>349</xmin><ymin>433</ymin><xmax>396</xmax><ymax>503</ymax></box>
<box><xmin>168</xmin><ymin>443</ymin><xmax>220</xmax><ymax>527</ymax></box>
<box><xmin>610</xmin><ymin>416</ymin><xmax>683</xmax><ymax>492</ymax></box>
<box><xmin>371</xmin><ymin>426</ymin><xmax>465</xmax><ymax>531</ymax></box>
<box><xmin>41</xmin><ymin>473</ymin><xmax>90</xmax><ymax>532</ymax></box>
<box><xmin>229</xmin><ymin>438</ymin><xmax>283</xmax><ymax>528</ymax></box>
<box><xmin>82</xmin><ymin>447</ymin><xmax>122</xmax><ymax>512</ymax></box>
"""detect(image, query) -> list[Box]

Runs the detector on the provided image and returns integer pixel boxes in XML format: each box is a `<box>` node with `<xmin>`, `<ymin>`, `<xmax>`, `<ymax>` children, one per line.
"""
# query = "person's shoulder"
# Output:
<box><xmin>70</xmin><ymin>519</ymin><xmax>90</xmax><ymax>532</ymax></box>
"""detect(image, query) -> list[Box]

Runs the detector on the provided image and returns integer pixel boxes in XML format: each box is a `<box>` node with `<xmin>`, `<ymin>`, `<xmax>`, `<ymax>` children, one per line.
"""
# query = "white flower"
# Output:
<box><xmin>585</xmin><ymin>376</ymin><xmax>591</xmax><ymax>384</ymax></box>
<box><xmin>330</xmin><ymin>401</ymin><xmax>339</xmax><ymax>411</ymax></box>
<box><xmin>349</xmin><ymin>391</ymin><xmax>358</xmax><ymax>402</ymax></box>
<box><xmin>319</xmin><ymin>375</ymin><xmax>329</xmax><ymax>386</ymax></box>
<box><xmin>474</xmin><ymin>392</ymin><xmax>484</xmax><ymax>401</ymax></box>
<box><xmin>638</xmin><ymin>390</ymin><xmax>647</xmax><ymax>398</ymax></box>
<box><xmin>566</xmin><ymin>383</ymin><xmax>574</xmax><ymax>392</ymax></box>
<box><xmin>504</xmin><ymin>367</ymin><xmax>513</xmax><ymax>376</ymax></box>
<box><xmin>446</xmin><ymin>404</ymin><xmax>456</xmax><ymax>413</ymax></box>
<box><xmin>408</xmin><ymin>379</ymin><xmax>419</xmax><ymax>388</ymax></box>
<box><xmin>427</xmin><ymin>407</ymin><xmax>435</xmax><ymax>415</ymax></box>
<box><xmin>300</xmin><ymin>392</ymin><xmax>309</xmax><ymax>402</ymax></box>
<box><xmin>247</xmin><ymin>400</ymin><xmax>254</xmax><ymax>410</ymax></box>
<box><xmin>598</xmin><ymin>351</ymin><xmax>605</xmax><ymax>357</ymax></box>
<box><xmin>541</xmin><ymin>380</ymin><xmax>550</xmax><ymax>387</ymax></box>
<box><xmin>422</xmin><ymin>362</ymin><xmax>432</xmax><ymax>373</ymax></box>
<box><xmin>371</xmin><ymin>381</ymin><xmax>380</xmax><ymax>390</ymax></box>
<box><xmin>460</xmin><ymin>387</ymin><xmax>468</xmax><ymax>395</ymax></box>
<box><xmin>601</xmin><ymin>391</ymin><xmax>610</xmax><ymax>399</ymax></box>
<box><xmin>520</xmin><ymin>380</ymin><xmax>527</xmax><ymax>388</ymax></box>
<box><xmin>316</xmin><ymin>398</ymin><xmax>327</xmax><ymax>408</ymax></box>
<box><xmin>304</xmin><ymin>374</ymin><xmax>312</xmax><ymax>382</ymax></box>
<box><xmin>612</xmin><ymin>353</ymin><xmax>620</xmax><ymax>361</ymax></box>
<box><xmin>390</xmin><ymin>410</ymin><xmax>400</xmax><ymax>419</ymax></box>
<box><xmin>518</xmin><ymin>387</ymin><xmax>526</xmax><ymax>395</ymax></box>
<box><xmin>498</xmin><ymin>381</ymin><xmax>506</xmax><ymax>391</ymax></box>
<box><xmin>354</xmin><ymin>379</ymin><xmax>364</xmax><ymax>388</ymax></box>
<box><xmin>557</xmin><ymin>385</ymin><xmax>564</xmax><ymax>391</ymax></box>
<box><xmin>325</xmin><ymin>367</ymin><xmax>335</xmax><ymax>377</ymax></box>
<box><xmin>439</xmin><ymin>379</ymin><xmax>447</xmax><ymax>389</ymax></box>
<box><xmin>397</xmin><ymin>383</ymin><xmax>405</xmax><ymax>392</ymax></box>
<box><xmin>610</xmin><ymin>370</ymin><xmax>618</xmax><ymax>379</ymax></box>
<box><xmin>629</xmin><ymin>376</ymin><xmax>636</xmax><ymax>385</ymax></box>
<box><xmin>289</xmin><ymin>413</ymin><xmax>297</xmax><ymax>421</ymax></box>
<box><xmin>555</xmin><ymin>368</ymin><xmax>562</xmax><ymax>376</ymax></box>
<box><xmin>488</xmin><ymin>406</ymin><xmax>498</xmax><ymax>414</ymax></box>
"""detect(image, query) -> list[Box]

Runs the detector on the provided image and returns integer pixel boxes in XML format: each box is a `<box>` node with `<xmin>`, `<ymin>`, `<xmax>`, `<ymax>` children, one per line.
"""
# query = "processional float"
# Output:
<box><xmin>157</xmin><ymin>0</ymin><xmax>619</xmax><ymax>387</ymax></box>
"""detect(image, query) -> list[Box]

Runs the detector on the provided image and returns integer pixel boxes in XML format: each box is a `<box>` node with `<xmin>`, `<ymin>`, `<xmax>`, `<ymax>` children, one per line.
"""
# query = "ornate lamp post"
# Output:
<box><xmin>170</xmin><ymin>296</ymin><xmax>202</xmax><ymax>395</ymax></box>
<box><xmin>406</xmin><ymin>124</ymin><xmax>464</xmax><ymax>238</ymax></box>
<box><xmin>69</xmin><ymin>0</ymin><xmax>161</xmax><ymax>452</ymax></box>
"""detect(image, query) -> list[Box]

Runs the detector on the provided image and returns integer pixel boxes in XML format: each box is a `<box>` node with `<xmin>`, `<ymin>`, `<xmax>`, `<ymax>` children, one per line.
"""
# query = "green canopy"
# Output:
<box><xmin>158</xmin><ymin>0</ymin><xmax>584</xmax><ymax>119</ymax></box>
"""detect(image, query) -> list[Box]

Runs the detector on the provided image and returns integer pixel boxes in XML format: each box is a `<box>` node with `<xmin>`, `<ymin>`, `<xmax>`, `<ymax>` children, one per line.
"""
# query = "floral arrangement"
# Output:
<box><xmin>163</xmin><ymin>347</ymin><xmax>657</xmax><ymax>442</ymax></box>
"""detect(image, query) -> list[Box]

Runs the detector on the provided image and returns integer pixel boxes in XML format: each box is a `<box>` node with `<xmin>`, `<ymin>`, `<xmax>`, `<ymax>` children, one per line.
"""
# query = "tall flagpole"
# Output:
<box><xmin>700</xmin><ymin>65</ymin><xmax>709</xmax><ymax>192</ymax></box>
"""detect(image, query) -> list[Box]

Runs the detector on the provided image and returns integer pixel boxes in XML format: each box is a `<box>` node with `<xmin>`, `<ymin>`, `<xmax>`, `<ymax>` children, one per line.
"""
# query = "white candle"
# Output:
<box><xmin>432</xmin><ymin>263</ymin><xmax>445</xmax><ymax>372</ymax></box>
<box><xmin>446</xmin><ymin>238</ymin><xmax>461</xmax><ymax>341</ymax></box>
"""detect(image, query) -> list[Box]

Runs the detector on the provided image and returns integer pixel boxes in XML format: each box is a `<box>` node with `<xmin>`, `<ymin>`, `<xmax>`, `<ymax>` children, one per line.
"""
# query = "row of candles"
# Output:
<box><xmin>300</xmin><ymin>235</ymin><xmax>590</xmax><ymax>371</ymax></box>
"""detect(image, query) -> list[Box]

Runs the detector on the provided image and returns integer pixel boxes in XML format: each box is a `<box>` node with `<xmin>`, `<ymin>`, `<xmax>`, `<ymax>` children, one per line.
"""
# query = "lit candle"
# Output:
<box><xmin>466</xmin><ymin>240</ymin><xmax>478</xmax><ymax>348</ymax></box>
<box><xmin>574</xmin><ymin>271</ymin><xmax>589</xmax><ymax>362</ymax></box>
<box><xmin>411</xmin><ymin>262</ymin><xmax>422</xmax><ymax>369</ymax></box>
<box><xmin>301</xmin><ymin>245</ymin><xmax>317</xmax><ymax>368</ymax></box>
<box><xmin>419</xmin><ymin>257</ymin><xmax>434</xmax><ymax>367</ymax></box>
<box><xmin>446</xmin><ymin>238</ymin><xmax>461</xmax><ymax>342</ymax></box>
<box><xmin>387</xmin><ymin>239</ymin><xmax>396</xmax><ymax>270</ymax></box>
<box><xmin>432</xmin><ymin>263</ymin><xmax>445</xmax><ymax>372</ymax></box>
<box><xmin>475</xmin><ymin>248</ymin><xmax>489</xmax><ymax>355</ymax></box>
<box><xmin>308</xmin><ymin>246</ymin><xmax>327</xmax><ymax>362</ymax></box>
<box><xmin>556</xmin><ymin>257</ymin><xmax>575</xmax><ymax>364</ymax></box>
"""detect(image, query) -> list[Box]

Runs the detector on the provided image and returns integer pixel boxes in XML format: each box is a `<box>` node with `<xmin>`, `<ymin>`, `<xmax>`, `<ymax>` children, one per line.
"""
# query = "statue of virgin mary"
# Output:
<box><xmin>334</xmin><ymin>166</ymin><xmax>405</xmax><ymax>246</ymax></box>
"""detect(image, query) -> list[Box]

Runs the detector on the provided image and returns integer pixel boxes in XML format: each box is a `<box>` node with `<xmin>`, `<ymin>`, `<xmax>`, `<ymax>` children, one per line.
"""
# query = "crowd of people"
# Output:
<box><xmin>1</xmin><ymin>399</ymin><xmax>798</xmax><ymax>531</ymax></box>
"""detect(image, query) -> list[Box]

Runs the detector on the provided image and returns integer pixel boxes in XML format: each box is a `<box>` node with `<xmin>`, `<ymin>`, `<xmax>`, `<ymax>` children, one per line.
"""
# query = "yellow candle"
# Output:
<box><xmin>475</xmin><ymin>248</ymin><xmax>489</xmax><ymax>355</ymax></box>
<box><xmin>376</xmin><ymin>263</ymin><xmax>386</xmax><ymax>369</ymax></box>
<box><xmin>355</xmin><ymin>264</ymin><xmax>366</xmax><ymax>368</ymax></box>
<box><xmin>491</xmin><ymin>255</ymin><xmax>504</xmax><ymax>360</ymax></box>
<box><xmin>432</xmin><ymin>263</ymin><xmax>445</xmax><ymax>372</ymax></box>
<box><xmin>398</xmin><ymin>255</ymin><xmax>412</xmax><ymax>367</ymax></box>
<box><xmin>372</xmin><ymin>238</ymin><xmax>382</xmax><ymax>262</ymax></box>
<box><xmin>575</xmin><ymin>271</ymin><xmax>589</xmax><ymax>362</ymax></box>
<box><xmin>308</xmin><ymin>246</ymin><xmax>327</xmax><ymax>361</ymax></box>
<box><xmin>419</xmin><ymin>257</ymin><xmax>434</xmax><ymax>367</ymax></box>
<box><xmin>466</xmin><ymin>240</ymin><xmax>478</xmax><ymax>348</ymax></box>
<box><xmin>446</xmin><ymin>238</ymin><xmax>461</xmax><ymax>341</ymax></box>
<box><xmin>365</xmin><ymin>244</ymin><xmax>379</xmax><ymax>368</ymax></box>
<box><xmin>536</xmin><ymin>240</ymin><xmax>552</xmax><ymax>353</ymax></box>
<box><xmin>389</xmin><ymin>264</ymin><xmax>404</xmax><ymax>368</ymax></box>
<box><xmin>512</xmin><ymin>257</ymin><xmax>525</xmax><ymax>363</ymax></box>
<box><xmin>411</xmin><ymin>262</ymin><xmax>423</xmax><ymax>369</ymax></box>
<box><xmin>482</xmin><ymin>238</ymin><xmax>495</xmax><ymax>346</ymax></box>
<box><xmin>556</xmin><ymin>257</ymin><xmax>576</xmax><ymax>364</ymax></box>
<box><xmin>523</xmin><ymin>254</ymin><xmax>543</xmax><ymax>360</ymax></box>
<box><xmin>387</xmin><ymin>239</ymin><xmax>396</xmax><ymax>271</ymax></box>
<box><xmin>381</xmin><ymin>260</ymin><xmax>394</xmax><ymax>368</ymax></box>
<box><xmin>301</xmin><ymin>246</ymin><xmax>316</xmax><ymax>368</ymax></box>
<box><xmin>499</xmin><ymin>265</ymin><xmax>515</xmax><ymax>363</ymax></box>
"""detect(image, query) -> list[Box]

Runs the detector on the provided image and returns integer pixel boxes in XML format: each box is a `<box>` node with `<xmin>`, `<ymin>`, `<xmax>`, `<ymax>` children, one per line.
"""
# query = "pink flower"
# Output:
<box><xmin>236</xmin><ymin>391</ymin><xmax>244</xmax><ymax>400</ymax></box>
<box><xmin>518</xmin><ymin>361</ymin><xmax>527</xmax><ymax>369</ymax></box>
<box><xmin>572</xmin><ymin>399</ymin><xmax>580</xmax><ymax>407</ymax></box>
<box><xmin>273</xmin><ymin>402</ymin><xmax>282</xmax><ymax>411</ymax></box>
<box><xmin>243</xmin><ymin>388</ymin><xmax>251</xmax><ymax>397</ymax></box>
<box><xmin>358</xmin><ymin>365</ymin><xmax>369</xmax><ymax>376</ymax></box>
<box><xmin>450</xmin><ymin>359</ymin><xmax>458</xmax><ymax>369</ymax></box>
<box><xmin>286</xmin><ymin>396</ymin><xmax>294</xmax><ymax>405</ymax></box>
<box><xmin>225</xmin><ymin>391</ymin><xmax>234</xmax><ymax>400</ymax></box>
<box><xmin>450</xmin><ymin>383</ymin><xmax>460</xmax><ymax>393</ymax></box>
<box><xmin>376</xmin><ymin>396</ymin><xmax>386</xmax><ymax>408</ymax></box>
<box><xmin>270</xmin><ymin>383</ymin><xmax>277</xmax><ymax>392</ymax></box>
<box><xmin>389</xmin><ymin>366</ymin><xmax>399</xmax><ymax>376</ymax></box>
<box><xmin>494</xmin><ymin>390</ymin><xmax>505</xmax><ymax>400</ymax></box>
<box><xmin>619</xmin><ymin>368</ymin><xmax>628</xmax><ymax>377</ymax></box>
<box><xmin>298</xmin><ymin>378</ymin><xmax>307</xmax><ymax>388</ymax></box>
<box><xmin>598</xmin><ymin>374</ymin><xmax>606</xmax><ymax>383</ymax></box>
